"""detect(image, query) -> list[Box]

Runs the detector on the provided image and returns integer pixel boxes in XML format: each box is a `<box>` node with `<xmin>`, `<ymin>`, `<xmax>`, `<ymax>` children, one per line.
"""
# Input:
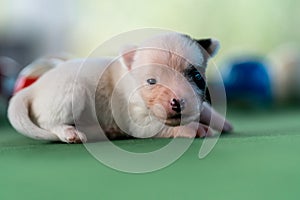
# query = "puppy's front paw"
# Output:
<box><xmin>195</xmin><ymin>123</ymin><xmax>214</xmax><ymax>138</ymax></box>
<box><xmin>183</xmin><ymin>122</ymin><xmax>215</xmax><ymax>138</ymax></box>
<box><xmin>156</xmin><ymin>122</ymin><xmax>214</xmax><ymax>138</ymax></box>
<box><xmin>51</xmin><ymin>125</ymin><xmax>87</xmax><ymax>143</ymax></box>
<box><xmin>155</xmin><ymin>125</ymin><xmax>195</xmax><ymax>138</ymax></box>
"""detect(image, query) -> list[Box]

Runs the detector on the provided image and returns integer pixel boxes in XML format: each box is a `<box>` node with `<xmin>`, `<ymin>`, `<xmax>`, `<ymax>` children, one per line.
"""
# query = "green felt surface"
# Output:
<box><xmin>1</xmin><ymin>108</ymin><xmax>300</xmax><ymax>200</ymax></box>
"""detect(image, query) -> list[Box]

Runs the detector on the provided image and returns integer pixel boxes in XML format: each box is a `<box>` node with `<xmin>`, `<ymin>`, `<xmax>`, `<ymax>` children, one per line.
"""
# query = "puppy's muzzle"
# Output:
<box><xmin>170</xmin><ymin>98</ymin><xmax>186</xmax><ymax>113</ymax></box>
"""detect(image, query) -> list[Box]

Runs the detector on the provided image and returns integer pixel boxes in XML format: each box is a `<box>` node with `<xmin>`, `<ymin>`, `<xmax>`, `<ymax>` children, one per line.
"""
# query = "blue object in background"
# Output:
<box><xmin>222</xmin><ymin>58</ymin><xmax>273</xmax><ymax>107</ymax></box>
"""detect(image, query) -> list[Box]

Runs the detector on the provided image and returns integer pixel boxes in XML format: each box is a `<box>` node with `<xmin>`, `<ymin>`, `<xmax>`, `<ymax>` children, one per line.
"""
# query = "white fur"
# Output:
<box><xmin>8</xmin><ymin>33</ymin><xmax>231</xmax><ymax>143</ymax></box>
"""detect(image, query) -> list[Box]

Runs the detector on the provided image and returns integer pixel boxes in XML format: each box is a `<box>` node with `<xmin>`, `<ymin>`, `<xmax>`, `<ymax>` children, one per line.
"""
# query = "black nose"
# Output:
<box><xmin>170</xmin><ymin>98</ymin><xmax>185</xmax><ymax>113</ymax></box>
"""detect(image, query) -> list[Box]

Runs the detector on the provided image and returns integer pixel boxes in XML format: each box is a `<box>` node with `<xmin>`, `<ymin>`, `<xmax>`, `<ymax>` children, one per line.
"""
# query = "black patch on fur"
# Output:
<box><xmin>205</xmin><ymin>89</ymin><xmax>211</xmax><ymax>104</ymax></box>
<box><xmin>181</xmin><ymin>34</ymin><xmax>212</xmax><ymax>54</ymax></box>
<box><xmin>181</xmin><ymin>34</ymin><xmax>212</xmax><ymax>103</ymax></box>
<box><xmin>184</xmin><ymin>65</ymin><xmax>206</xmax><ymax>91</ymax></box>
<box><xmin>196</xmin><ymin>39</ymin><xmax>212</xmax><ymax>52</ymax></box>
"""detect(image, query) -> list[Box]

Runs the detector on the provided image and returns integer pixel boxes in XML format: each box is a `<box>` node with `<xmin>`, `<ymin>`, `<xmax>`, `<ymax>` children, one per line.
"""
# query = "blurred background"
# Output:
<box><xmin>1</xmin><ymin>2</ymin><xmax>300</xmax><ymax>199</ymax></box>
<box><xmin>0</xmin><ymin>0</ymin><xmax>300</xmax><ymax>114</ymax></box>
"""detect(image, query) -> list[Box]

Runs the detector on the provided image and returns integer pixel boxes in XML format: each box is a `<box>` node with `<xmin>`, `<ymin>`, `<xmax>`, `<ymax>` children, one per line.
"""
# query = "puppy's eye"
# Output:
<box><xmin>188</xmin><ymin>69</ymin><xmax>206</xmax><ymax>90</ymax></box>
<box><xmin>147</xmin><ymin>78</ymin><xmax>157</xmax><ymax>85</ymax></box>
<box><xmin>193</xmin><ymin>72</ymin><xmax>202</xmax><ymax>81</ymax></box>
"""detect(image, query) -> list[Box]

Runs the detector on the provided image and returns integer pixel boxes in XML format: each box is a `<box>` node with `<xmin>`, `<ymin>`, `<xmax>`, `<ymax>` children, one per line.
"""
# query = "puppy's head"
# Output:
<box><xmin>120</xmin><ymin>33</ymin><xmax>220</xmax><ymax>126</ymax></box>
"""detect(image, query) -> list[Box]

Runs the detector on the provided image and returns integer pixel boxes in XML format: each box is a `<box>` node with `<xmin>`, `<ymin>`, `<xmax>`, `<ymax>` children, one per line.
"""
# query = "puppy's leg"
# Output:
<box><xmin>194</xmin><ymin>123</ymin><xmax>214</xmax><ymax>138</ymax></box>
<box><xmin>155</xmin><ymin>122</ymin><xmax>213</xmax><ymax>138</ymax></box>
<box><xmin>200</xmin><ymin>102</ymin><xmax>233</xmax><ymax>133</ymax></box>
<box><xmin>50</xmin><ymin>125</ymin><xmax>87</xmax><ymax>143</ymax></box>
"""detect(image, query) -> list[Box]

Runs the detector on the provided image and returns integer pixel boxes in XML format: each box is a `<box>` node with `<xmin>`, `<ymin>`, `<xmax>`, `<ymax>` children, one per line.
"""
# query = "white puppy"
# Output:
<box><xmin>8</xmin><ymin>33</ymin><xmax>233</xmax><ymax>143</ymax></box>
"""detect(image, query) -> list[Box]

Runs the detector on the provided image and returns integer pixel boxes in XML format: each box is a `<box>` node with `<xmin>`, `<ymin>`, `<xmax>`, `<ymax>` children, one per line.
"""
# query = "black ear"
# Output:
<box><xmin>196</xmin><ymin>39</ymin><xmax>220</xmax><ymax>57</ymax></box>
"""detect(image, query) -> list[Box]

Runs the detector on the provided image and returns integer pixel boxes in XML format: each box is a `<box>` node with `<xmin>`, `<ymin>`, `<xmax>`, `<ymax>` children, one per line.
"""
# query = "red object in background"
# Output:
<box><xmin>14</xmin><ymin>76</ymin><xmax>38</xmax><ymax>94</ymax></box>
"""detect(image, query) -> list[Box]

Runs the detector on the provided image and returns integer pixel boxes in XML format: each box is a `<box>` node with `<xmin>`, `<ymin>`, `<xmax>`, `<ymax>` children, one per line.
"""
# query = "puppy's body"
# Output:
<box><xmin>8</xmin><ymin>33</ymin><xmax>232</xmax><ymax>143</ymax></box>
<box><xmin>9</xmin><ymin>58</ymin><xmax>121</xmax><ymax>142</ymax></box>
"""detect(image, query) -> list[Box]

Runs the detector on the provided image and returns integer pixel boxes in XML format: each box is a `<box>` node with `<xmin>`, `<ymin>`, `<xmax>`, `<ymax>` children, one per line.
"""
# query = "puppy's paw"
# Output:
<box><xmin>52</xmin><ymin>125</ymin><xmax>87</xmax><ymax>143</ymax></box>
<box><xmin>195</xmin><ymin>123</ymin><xmax>214</xmax><ymax>138</ymax></box>
<box><xmin>63</xmin><ymin>127</ymin><xmax>87</xmax><ymax>143</ymax></box>
<box><xmin>184</xmin><ymin>122</ymin><xmax>215</xmax><ymax>138</ymax></box>
<box><xmin>155</xmin><ymin>125</ymin><xmax>196</xmax><ymax>138</ymax></box>
<box><xmin>156</xmin><ymin>122</ymin><xmax>215</xmax><ymax>138</ymax></box>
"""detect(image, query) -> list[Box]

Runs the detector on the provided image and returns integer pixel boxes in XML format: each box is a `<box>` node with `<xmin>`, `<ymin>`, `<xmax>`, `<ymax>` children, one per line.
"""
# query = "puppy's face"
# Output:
<box><xmin>120</xmin><ymin>33</ymin><xmax>219</xmax><ymax>126</ymax></box>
